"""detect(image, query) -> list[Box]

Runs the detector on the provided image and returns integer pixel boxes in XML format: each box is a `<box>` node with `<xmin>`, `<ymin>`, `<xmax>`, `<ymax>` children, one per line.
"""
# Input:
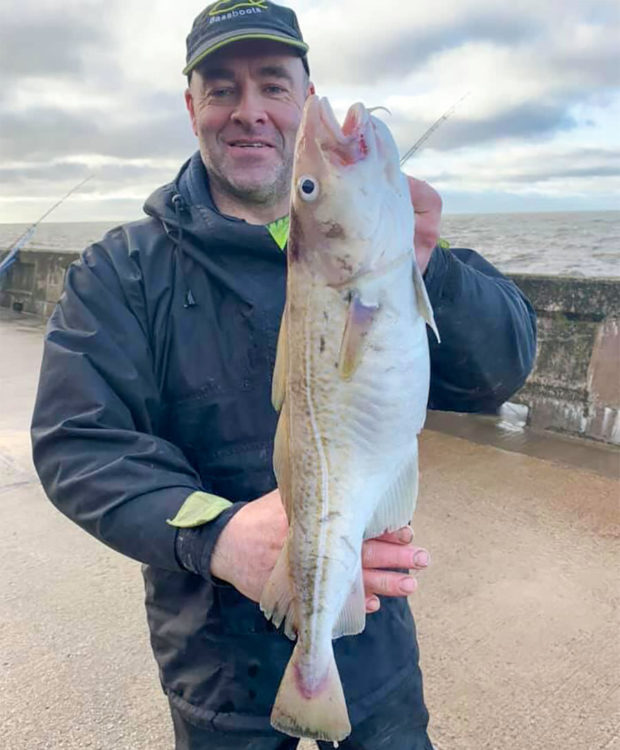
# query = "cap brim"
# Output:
<box><xmin>183</xmin><ymin>30</ymin><xmax>309</xmax><ymax>75</ymax></box>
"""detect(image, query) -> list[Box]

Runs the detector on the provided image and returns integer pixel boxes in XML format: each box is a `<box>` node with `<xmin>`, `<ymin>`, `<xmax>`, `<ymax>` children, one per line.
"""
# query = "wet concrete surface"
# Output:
<box><xmin>1</xmin><ymin>308</ymin><xmax>618</xmax><ymax>750</ymax></box>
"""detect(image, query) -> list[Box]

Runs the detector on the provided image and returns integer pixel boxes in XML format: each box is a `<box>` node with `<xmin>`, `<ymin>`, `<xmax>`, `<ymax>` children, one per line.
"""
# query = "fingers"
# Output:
<box><xmin>362</xmin><ymin>539</ymin><xmax>430</xmax><ymax>570</ymax></box>
<box><xmin>406</xmin><ymin>175</ymin><xmax>443</xmax><ymax>274</ymax></box>
<box><xmin>363</xmin><ymin>530</ymin><xmax>430</xmax><ymax>613</ymax></box>
<box><xmin>406</xmin><ymin>176</ymin><xmax>442</xmax><ymax>215</ymax></box>
<box><xmin>373</xmin><ymin>525</ymin><xmax>413</xmax><ymax>544</ymax></box>
<box><xmin>363</xmin><ymin>568</ymin><xmax>418</xmax><ymax>598</ymax></box>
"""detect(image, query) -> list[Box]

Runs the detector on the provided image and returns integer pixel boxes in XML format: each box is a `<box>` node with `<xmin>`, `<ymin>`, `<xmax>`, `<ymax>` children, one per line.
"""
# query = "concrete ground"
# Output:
<box><xmin>0</xmin><ymin>308</ymin><xmax>618</xmax><ymax>750</ymax></box>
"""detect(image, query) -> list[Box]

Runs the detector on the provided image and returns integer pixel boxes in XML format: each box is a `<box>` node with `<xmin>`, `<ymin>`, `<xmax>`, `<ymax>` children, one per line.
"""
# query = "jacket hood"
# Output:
<box><xmin>140</xmin><ymin>151</ymin><xmax>285</xmax><ymax>308</ymax></box>
<box><xmin>143</xmin><ymin>151</ymin><xmax>223</xmax><ymax>231</ymax></box>
<box><xmin>142</xmin><ymin>151</ymin><xmax>279</xmax><ymax>251</ymax></box>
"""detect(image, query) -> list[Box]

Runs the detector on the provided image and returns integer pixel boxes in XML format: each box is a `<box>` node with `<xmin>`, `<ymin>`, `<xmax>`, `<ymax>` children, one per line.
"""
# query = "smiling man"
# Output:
<box><xmin>185</xmin><ymin>41</ymin><xmax>311</xmax><ymax>221</ymax></box>
<box><xmin>31</xmin><ymin>2</ymin><xmax>536</xmax><ymax>749</ymax></box>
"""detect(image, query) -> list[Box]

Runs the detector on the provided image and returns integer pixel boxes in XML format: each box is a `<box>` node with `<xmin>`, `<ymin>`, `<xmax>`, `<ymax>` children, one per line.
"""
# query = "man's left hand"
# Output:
<box><xmin>407</xmin><ymin>176</ymin><xmax>442</xmax><ymax>274</ymax></box>
<box><xmin>362</xmin><ymin>526</ymin><xmax>430</xmax><ymax>613</ymax></box>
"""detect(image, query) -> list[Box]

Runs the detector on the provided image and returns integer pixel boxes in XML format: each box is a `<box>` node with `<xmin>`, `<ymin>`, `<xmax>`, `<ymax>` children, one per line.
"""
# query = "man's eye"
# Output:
<box><xmin>210</xmin><ymin>88</ymin><xmax>234</xmax><ymax>98</ymax></box>
<box><xmin>265</xmin><ymin>84</ymin><xmax>286</xmax><ymax>94</ymax></box>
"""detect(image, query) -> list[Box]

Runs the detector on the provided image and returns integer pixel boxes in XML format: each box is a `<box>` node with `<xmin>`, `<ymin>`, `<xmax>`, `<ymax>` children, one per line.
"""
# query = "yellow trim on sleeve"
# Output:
<box><xmin>166</xmin><ymin>491</ymin><xmax>233</xmax><ymax>528</ymax></box>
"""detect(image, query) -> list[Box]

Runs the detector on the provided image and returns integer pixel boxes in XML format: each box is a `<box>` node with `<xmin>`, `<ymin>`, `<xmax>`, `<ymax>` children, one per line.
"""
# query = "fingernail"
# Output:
<box><xmin>400</xmin><ymin>577</ymin><xmax>417</xmax><ymax>594</ymax></box>
<box><xmin>367</xmin><ymin>596</ymin><xmax>380</xmax><ymax>612</ymax></box>
<box><xmin>399</xmin><ymin>526</ymin><xmax>413</xmax><ymax>543</ymax></box>
<box><xmin>413</xmin><ymin>549</ymin><xmax>430</xmax><ymax>568</ymax></box>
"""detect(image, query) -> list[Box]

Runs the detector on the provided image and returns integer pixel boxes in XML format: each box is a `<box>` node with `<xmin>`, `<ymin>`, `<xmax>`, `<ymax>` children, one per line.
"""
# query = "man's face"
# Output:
<box><xmin>185</xmin><ymin>40</ymin><xmax>311</xmax><ymax>209</ymax></box>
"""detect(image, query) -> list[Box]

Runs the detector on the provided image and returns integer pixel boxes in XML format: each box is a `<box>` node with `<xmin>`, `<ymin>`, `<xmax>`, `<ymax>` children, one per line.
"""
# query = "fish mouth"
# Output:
<box><xmin>308</xmin><ymin>96</ymin><xmax>373</xmax><ymax>166</ymax></box>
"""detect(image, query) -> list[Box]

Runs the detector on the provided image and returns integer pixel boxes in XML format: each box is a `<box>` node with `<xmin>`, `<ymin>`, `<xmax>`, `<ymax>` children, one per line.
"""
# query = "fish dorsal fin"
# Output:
<box><xmin>364</xmin><ymin>444</ymin><xmax>419</xmax><ymax>540</ymax></box>
<box><xmin>338</xmin><ymin>291</ymin><xmax>380</xmax><ymax>380</ymax></box>
<box><xmin>272</xmin><ymin>307</ymin><xmax>288</xmax><ymax>412</ymax></box>
<box><xmin>413</xmin><ymin>261</ymin><xmax>440</xmax><ymax>342</ymax></box>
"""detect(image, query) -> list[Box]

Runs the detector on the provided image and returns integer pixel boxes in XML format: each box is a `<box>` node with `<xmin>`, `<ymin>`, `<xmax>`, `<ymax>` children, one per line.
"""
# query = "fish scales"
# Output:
<box><xmin>260</xmin><ymin>95</ymin><xmax>437</xmax><ymax>742</ymax></box>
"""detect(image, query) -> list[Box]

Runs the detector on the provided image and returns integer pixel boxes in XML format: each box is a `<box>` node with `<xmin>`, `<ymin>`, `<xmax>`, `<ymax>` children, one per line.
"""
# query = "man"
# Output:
<box><xmin>31</xmin><ymin>2</ymin><xmax>537</xmax><ymax>749</ymax></box>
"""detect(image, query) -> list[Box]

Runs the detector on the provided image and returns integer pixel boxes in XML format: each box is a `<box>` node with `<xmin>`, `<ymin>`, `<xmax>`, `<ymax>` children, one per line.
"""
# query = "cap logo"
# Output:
<box><xmin>208</xmin><ymin>0</ymin><xmax>268</xmax><ymax>16</ymax></box>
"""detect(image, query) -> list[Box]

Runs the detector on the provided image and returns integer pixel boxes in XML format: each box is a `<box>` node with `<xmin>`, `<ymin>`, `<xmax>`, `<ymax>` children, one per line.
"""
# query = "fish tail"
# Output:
<box><xmin>271</xmin><ymin>641</ymin><xmax>351</xmax><ymax>742</ymax></box>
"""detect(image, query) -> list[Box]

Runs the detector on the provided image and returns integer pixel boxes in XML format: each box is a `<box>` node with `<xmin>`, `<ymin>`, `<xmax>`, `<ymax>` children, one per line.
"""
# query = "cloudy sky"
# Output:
<box><xmin>1</xmin><ymin>0</ymin><xmax>619</xmax><ymax>223</ymax></box>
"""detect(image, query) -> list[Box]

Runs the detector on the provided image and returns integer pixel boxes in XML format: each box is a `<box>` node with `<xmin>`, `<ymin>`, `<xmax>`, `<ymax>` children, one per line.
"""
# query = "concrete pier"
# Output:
<box><xmin>0</xmin><ymin>308</ymin><xmax>618</xmax><ymax>750</ymax></box>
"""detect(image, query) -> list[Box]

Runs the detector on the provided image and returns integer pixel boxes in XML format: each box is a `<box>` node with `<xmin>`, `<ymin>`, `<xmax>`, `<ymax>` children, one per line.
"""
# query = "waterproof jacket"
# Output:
<box><xmin>31</xmin><ymin>152</ymin><xmax>536</xmax><ymax>730</ymax></box>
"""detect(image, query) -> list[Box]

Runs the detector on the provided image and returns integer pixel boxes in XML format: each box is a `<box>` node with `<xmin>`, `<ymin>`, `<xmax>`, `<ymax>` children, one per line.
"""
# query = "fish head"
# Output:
<box><xmin>288</xmin><ymin>95</ymin><xmax>413</xmax><ymax>286</ymax></box>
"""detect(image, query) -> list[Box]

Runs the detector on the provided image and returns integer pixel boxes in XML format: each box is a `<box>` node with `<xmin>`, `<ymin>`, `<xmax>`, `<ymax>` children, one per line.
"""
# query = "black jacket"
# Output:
<box><xmin>31</xmin><ymin>152</ymin><xmax>536</xmax><ymax>729</ymax></box>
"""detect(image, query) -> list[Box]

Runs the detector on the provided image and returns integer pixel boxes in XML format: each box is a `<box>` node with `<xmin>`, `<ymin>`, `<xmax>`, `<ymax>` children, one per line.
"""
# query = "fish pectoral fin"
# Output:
<box><xmin>260</xmin><ymin>535</ymin><xmax>297</xmax><ymax>640</ymax></box>
<box><xmin>364</xmin><ymin>446</ymin><xmax>419</xmax><ymax>540</ymax></box>
<box><xmin>332</xmin><ymin>564</ymin><xmax>366</xmax><ymax>639</ymax></box>
<box><xmin>338</xmin><ymin>291</ymin><xmax>380</xmax><ymax>381</ymax></box>
<box><xmin>272</xmin><ymin>306</ymin><xmax>288</xmax><ymax>412</ymax></box>
<box><xmin>273</xmin><ymin>402</ymin><xmax>293</xmax><ymax>521</ymax></box>
<box><xmin>413</xmin><ymin>260</ymin><xmax>440</xmax><ymax>342</ymax></box>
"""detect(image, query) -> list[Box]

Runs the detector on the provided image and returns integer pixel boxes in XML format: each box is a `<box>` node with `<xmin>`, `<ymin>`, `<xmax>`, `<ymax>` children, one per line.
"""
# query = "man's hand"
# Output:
<box><xmin>210</xmin><ymin>489</ymin><xmax>429</xmax><ymax>614</ymax></box>
<box><xmin>210</xmin><ymin>489</ymin><xmax>286</xmax><ymax>602</ymax></box>
<box><xmin>362</xmin><ymin>526</ymin><xmax>429</xmax><ymax>613</ymax></box>
<box><xmin>407</xmin><ymin>176</ymin><xmax>442</xmax><ymax>274</ymax></box>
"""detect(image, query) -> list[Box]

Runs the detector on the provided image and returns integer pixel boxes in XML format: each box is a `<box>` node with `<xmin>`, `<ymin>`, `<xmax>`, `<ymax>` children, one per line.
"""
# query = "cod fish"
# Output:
<box><xmin>260</xmin><ymin>95</ymin><xmax>439</xmax><ymax>743</ymax></box>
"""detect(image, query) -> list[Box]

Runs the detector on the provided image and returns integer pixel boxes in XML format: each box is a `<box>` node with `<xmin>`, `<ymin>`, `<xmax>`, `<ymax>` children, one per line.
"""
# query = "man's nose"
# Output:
<box><xmin>231</xmin><ymin>89</ymin><xmax>267</xmax><ymax>127</ymax></box>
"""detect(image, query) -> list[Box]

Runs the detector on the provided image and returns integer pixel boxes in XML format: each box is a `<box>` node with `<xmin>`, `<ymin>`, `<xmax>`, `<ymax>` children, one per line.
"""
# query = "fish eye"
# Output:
<box><xmin>297</xmin><ymin>175</ymin><xmax>320</xmax><ymax>202</ymax></box>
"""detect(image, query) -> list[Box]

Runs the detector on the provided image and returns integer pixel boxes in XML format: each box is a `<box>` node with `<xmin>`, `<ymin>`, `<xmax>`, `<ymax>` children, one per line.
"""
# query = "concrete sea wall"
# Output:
<box><xmin>511</xmin><ymin>274</ymin><xmax>619</xmax><ymax>445</ymax></box>
<box><xmin>0</xmin><ymin>248</ymin><xmax>79</xmax><ymax>319</ymax></box>
<box><xmin>1</xmin><ymin>248</ymin><xmax>619</xmax><ymax>445</ymax></box>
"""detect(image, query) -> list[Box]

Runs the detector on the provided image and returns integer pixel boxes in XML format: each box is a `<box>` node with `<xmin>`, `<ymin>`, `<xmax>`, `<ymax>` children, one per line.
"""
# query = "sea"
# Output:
<box><xmin>1</xmin><ymin>211</ymin><xmax>619</xmax><ymax>278</ymax></box>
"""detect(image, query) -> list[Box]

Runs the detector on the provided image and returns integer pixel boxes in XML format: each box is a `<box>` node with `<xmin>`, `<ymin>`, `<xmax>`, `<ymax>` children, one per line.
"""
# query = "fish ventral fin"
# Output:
<box><xmin>332</xmin><ymin>563</ymin><xmax>366</xmax><ymax>639</ymax></box>
<box><xmin>271</xmin><ymin>641</ymin><xmax>351</xmax><ymax>742</ymax></box>
<box><xmin>413</xmin><ymin>261</ymin><xmax>440</xmax><ymax>342</ymax></box>
<box><xmin>364</xmin><ymin>446</ymin><xmax>419</xmax><ymax>540</ymax></box>
<box><xmin>260</xmin><ymin>534</ymin><xmax>298</xmax><ymax>640</ymax></box>
<box><xmin>272</xmin><ymin>306</ymin><xmax>288</xmax><ymax>412</ymax></box>
<box><xmin>338</xmin><ymin>291</ymin><xmax>380</xmax><ymax>380</ymax></box>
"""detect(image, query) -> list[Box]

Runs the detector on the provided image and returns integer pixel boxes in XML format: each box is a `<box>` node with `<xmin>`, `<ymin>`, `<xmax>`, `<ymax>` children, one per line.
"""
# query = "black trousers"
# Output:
<box><xmin>170</xmin><ymin>670</ymin><xmax>434</xmax><ymax>750</ymax></box>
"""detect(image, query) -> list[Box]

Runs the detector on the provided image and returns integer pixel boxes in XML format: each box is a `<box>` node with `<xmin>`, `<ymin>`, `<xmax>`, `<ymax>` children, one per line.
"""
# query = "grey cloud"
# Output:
<box><xmin>510</xmin><ymin>165</ymin><xmax>620</xmax><ymax>182</ymax></box>
<box><xmin>0</xmin><ymin>98</ymin><xmax>196</xmax><ymax>162</ymax></box>
<box><xmin>420</xmin><ymin>148</ymin><xmax>620</xmax><ymax>185</ymax></box>
<box><xmin>0</xmin><ymin>16</ymin><xmax>107</xmax><ymax>80</ymax></box>
<box><xmin>0</xmin><ymin>160</ymin><xmax>178</xmax><ymax>195</ymax></box>
<box><xmin>314</xmin><ymin>11</ymin><xmax>539</xmax><ymax>85</ymax></box>
<box><xmin>392</xmin><ymin>102</ymin><xmax>577</xmax><ymax>154</ymax></box>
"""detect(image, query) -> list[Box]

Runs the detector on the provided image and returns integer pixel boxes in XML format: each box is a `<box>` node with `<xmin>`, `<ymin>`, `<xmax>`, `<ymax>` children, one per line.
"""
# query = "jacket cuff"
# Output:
<box><xmin>174</xmin><ymin>502</ymin><xmax>248</xmax><ymax>582</ymax></box>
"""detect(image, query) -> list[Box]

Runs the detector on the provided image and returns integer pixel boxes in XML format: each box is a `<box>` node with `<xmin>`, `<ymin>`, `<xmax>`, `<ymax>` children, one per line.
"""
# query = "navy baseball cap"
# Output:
<box><xmin>184</xmin><ymin>0</ymin><xmax>310</xmax><ymax>76</ymax></box>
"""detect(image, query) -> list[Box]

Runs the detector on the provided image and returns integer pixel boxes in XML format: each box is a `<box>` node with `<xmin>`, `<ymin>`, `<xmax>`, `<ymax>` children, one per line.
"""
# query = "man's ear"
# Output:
<box><xmin>308</xmin><ymin>81</ymin><xmax>316</xmax><ymax>96</ymax></box>
<box><xmin>185</xmin><ymin>89</ymin><xmax>199</xmax><ymax>137</ymax></box>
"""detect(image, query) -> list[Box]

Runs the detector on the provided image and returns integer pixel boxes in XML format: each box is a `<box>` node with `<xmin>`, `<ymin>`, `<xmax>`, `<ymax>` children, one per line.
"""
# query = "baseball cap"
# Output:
<box><xmin>183</xmin><ymin>0</ymin><xmax>310</xmax><ymax>76</ymax></box>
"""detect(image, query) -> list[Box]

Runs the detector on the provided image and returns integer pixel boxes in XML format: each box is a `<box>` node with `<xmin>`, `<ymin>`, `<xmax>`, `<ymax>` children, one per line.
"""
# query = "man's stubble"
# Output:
<box><xmin>200</xmin><ymin>144</ymin><xmax>295</xmax><ymax>210</ymax></box>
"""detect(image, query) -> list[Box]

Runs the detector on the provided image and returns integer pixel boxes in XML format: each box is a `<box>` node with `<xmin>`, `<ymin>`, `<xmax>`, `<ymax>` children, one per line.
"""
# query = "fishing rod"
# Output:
<box><xmin>399</xmin><ymin>91</ymin><xmax>470</xmax><ymax>166</ymax></box>
<box><xmin>0</xmin><ymin>175</ymin><xmax>94</xmax><ymax>276</ymax></box>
